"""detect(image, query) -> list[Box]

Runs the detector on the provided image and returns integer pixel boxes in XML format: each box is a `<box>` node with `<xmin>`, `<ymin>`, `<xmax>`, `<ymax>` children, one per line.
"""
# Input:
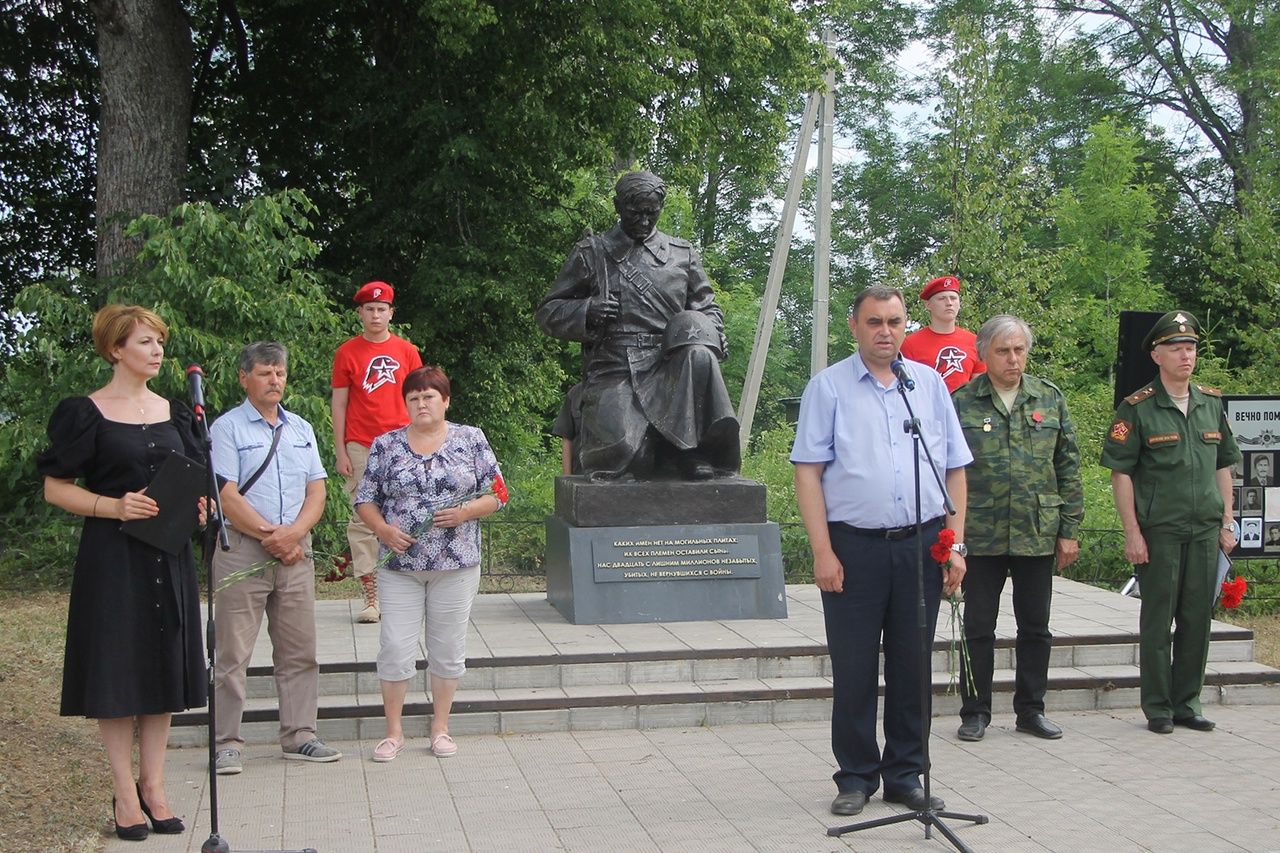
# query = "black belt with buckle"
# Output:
<box><xmin>600</xmin><ymin>332</ymin><xmax>663</xmax><ymax>348</ymax></box>
<box><xmin>836</xmin><ymin>518</ymin><xmax>943</xmax><ymax>541</ymax></box>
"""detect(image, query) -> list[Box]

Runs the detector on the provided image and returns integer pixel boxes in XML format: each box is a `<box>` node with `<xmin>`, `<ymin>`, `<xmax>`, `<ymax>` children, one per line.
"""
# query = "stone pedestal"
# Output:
<box><xmin>545</xmin><ymin>477</ymin><xmax>787</xmax><ymax>624</ymax></box>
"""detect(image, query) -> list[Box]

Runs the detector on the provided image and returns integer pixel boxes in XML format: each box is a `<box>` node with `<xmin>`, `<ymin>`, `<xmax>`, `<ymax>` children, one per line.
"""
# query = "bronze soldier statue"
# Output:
<box><xmin>537</xmin><ymin>171</ymin><xmax>740</xmax><ymax>481</ymax></box>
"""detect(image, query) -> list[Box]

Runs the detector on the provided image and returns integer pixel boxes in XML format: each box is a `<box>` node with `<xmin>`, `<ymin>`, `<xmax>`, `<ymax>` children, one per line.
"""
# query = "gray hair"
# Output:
<box><xmin>238</xmin><ymin>341</ymin><xmax>288</xmax><ymax>374</ymax></box>
<box><xmin>975</xmin><ymin>315</ymin><xmax>1034</xmax><ymax>361</ymax></box>
<box><xmin>849</xmin><ymin>285</ymin><xmax>906</xmax><ymax>317</ymax></box>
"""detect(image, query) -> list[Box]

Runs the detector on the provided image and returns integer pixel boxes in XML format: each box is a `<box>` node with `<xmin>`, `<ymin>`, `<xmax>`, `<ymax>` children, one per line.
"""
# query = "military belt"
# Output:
<box><xmin>601</xmin><ymin>332</ymin><xmax>662</xmax><ymax>348</ymax></box>
<box><xmin>835</xmin><ymin>517</ymin><xmax>943</xmax><ymax>541</ymax></box>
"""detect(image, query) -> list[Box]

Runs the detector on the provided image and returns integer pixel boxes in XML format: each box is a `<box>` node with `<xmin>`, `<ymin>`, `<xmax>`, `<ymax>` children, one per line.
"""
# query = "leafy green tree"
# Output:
<box><xmin>1052</xmin><ymin>118</ymin><xmax>1163</xmax><ymax>379</ymax></box>
<box><xmin>1055</xmin><ymin>0</ymin><xmax>1278</xmax><ymax>214</ymax></box>
<box><xmin>0</xmin><ymin>191</ymin><xmax>347</xmax><ymax>515</ymax></box>
<box><xmin>0</xmin><ymin>2</ymin><xmax>97</xmax><ymax>343</ymax></box>
<box><xmin>927</xmin><ymin>15</ymin><xmax>1058</xmax><ymax>329</ymax></box>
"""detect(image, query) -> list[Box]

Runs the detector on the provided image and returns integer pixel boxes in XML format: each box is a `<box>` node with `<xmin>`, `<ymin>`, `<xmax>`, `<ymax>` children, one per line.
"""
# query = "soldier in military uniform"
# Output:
<box><xmin>536</xmin><ymin>171</ymin><xmax>740</xmax><ymax>480</ymax></box>
<box><xmin>952</xmin><ymin>315</ymin><xmax>1084</xmax><ymax>742</ymax></box>
<box><xmin>1101</xmin><ymin>310</ymin><xmax>1240</xmax><ymax>734</ymax></box>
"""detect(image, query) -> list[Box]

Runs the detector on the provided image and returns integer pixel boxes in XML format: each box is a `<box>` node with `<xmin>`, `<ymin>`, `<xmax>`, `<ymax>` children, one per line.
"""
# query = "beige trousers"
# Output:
<box><xmin>213</xmin><ymin>530</ymin><xmax>319</xmax><ymax>751</ymax></box>
<box><xmin>343</xmin><ymin>441</ymin><xmax>380</xmax><ymax>579</ymax></box>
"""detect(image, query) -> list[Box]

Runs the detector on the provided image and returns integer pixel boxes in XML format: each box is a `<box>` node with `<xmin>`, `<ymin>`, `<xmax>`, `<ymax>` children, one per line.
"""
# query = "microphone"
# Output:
<box><xmin>186</xmin><ymin>364</ymin><xmax>206</xmax><ymax>411</ymax></box>
<box><xmin>891</xmin><ymin>358</ymin><xmax>915</xmax><ymax>391</ymax></box>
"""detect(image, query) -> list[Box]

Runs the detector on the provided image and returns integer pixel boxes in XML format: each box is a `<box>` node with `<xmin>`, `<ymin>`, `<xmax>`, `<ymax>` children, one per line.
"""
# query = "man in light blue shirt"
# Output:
<box><xmin>792</xmin><ymin>285</ymin><xmax>971</xmax><ymax>817</ymax></box>
<box><xmin>210</xmin><ymin>341</ymin><xmax>339</xmax><ymax>774</ymax></box>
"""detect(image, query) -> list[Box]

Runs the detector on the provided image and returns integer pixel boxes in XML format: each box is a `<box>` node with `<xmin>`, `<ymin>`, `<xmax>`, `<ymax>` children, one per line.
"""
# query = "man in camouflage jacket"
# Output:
<box><xmin>952</xmin><ymin>315</ymin><xmax>1083</xmax><ymax>742</ymax></box>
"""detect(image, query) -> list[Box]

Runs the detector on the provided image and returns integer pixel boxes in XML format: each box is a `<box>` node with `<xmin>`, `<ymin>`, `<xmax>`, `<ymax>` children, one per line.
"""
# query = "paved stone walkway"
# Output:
<box><xmin>110</xmin><ymin>704</ymin><xmax>1280</xmax><ymax>852</ymax></box>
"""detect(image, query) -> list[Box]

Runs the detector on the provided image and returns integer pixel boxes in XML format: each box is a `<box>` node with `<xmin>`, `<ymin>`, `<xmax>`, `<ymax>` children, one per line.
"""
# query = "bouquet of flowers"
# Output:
<box><xmin>375</xmin><ymin>474</ymin><xmax>510</xmax><ymax>571</ymax></box>
<box><xmin>216</xmin><ymin>475</ymin><xmax>510</xmax><ymax>592</ymax></box>
<box><xmin>931</xmin><ymin>528</ymin><xmax>976</xmax><ymax>695</ymax></box>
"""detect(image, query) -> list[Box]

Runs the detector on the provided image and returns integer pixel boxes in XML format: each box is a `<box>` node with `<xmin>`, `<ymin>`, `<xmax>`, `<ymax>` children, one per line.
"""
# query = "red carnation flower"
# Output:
<box><xmin>492</xmin><ymin>474</ymin><xmax>510</xmax><ymax>504</ymax></box>
<box><xmin>930</xmin><ymin>528</ymin><xmax>956</xmax><ymax>566</ymax></box>
<box><xmin>1220</xmin><ymin>576</ymin><xmax>1248</xmax><ymax>609</ymax></box>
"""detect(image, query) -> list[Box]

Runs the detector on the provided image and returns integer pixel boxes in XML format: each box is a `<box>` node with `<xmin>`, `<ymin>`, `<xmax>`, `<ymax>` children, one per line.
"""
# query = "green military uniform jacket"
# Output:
<box><xmin>1100</xmin><ymin>377</ymin><xmax>1241</xmax><ymax>539</ymax></box>
<box><xmin>952</xmin><ymin>373</ymin><xmax>1084</xmax><ymax>557</ymax></box>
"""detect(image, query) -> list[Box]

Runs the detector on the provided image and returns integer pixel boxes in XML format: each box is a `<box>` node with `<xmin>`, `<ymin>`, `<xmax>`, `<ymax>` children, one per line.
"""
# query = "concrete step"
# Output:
<box><xmin>168</xmin><ymin>656</ymin><xmax>1280</xmax><ymax>747</ymax></box>
<box><xmin>236</xmin><ymin>629</ymin><xmax>1258</xmax><ymax>699</ymax></box>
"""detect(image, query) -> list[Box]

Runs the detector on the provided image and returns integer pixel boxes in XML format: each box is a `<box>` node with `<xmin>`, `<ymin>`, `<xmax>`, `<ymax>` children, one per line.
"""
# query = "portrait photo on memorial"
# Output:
<box><xmin>1231</xmin><ymin>458</ymin><xmax>1245</xmax><ymax>483</ymax></box>
<box><xmin>1250</xmin><ymin>453</ymin><xmax>1274</xmax><ymax>486</ymax></box>
<box><xmin>1240</xmin><ymin>486</ymin><xmax>1262</xmax><ymax>515</ymax></box>
<box><xmin>1240</xmin><ymin>517</ymin><xmax>1263</xmax><ymax>547</ymax></box>
<box><xmin>1265</xmin><ymin>522</ymin><xmax>1280</xmax><ymax>551</ymax></box>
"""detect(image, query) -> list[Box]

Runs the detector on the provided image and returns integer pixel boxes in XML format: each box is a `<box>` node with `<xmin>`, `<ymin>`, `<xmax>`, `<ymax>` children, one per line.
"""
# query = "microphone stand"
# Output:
<box><xmin>191</xmin><ymin>390</ymin><xmax>317</xmax><ymax>853</ymax></box>
<box><xmin>191</xmin><ymin>389</ymin><xmax>232</xmax><ymax>853</ymax></box>
<box><xmin>828</xmin><ymin>364</ymin><xmax>987</xmax><ymax>851</ymax></box>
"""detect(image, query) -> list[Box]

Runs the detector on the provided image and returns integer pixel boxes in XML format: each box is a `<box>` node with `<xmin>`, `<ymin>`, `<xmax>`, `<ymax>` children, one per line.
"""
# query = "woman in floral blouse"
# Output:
<box><xmin>356</xmin><ymin>365</ymin><xmax>506</xmax><ymax>761</ymax></box>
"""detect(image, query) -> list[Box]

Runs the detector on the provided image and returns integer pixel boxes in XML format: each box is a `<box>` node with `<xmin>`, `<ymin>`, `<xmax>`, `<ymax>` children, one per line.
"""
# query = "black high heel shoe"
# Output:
<box><xmin>137</xmin><ymin>783</ymin><xmax>185</xmax><ymax>834</ymax></box>
<box><xmin>112</xmin><ymin>797</ymin><xmax>149</xmax><ymax>841</ymax></box>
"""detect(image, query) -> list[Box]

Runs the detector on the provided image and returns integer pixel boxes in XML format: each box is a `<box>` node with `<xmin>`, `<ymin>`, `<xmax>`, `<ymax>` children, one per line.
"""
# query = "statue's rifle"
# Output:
<box><xmin>586</xmin><ymin>228</ymin><xmax>611</xmax><ymax>348</ymax></box>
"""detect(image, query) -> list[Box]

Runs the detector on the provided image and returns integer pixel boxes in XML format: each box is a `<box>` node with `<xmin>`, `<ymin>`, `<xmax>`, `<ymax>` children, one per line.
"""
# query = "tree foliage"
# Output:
<box><xmin>0</xmin><ymin>191</ymin><xmax>347</xmax><ymax>513</ymax></box>
<box><xmin>3</xmin><ymin>0</ymin><xmax>1280</xmax><ymax>534</ymax></box>
<box><xmin>0</xmin><ymin>2</ymin><xmax>97</xmax><ymax>343</ymax></box>
<box><xmin>1052</xmin><ymin>119</ymin><xmax>1163</xmax><ymax>377</ymax></box>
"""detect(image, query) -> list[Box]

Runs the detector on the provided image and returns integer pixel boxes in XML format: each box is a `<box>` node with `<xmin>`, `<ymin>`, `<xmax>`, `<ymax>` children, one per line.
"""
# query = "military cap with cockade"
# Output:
<box><xmin>1142</xmin><ymin>310</ymin><xmax>1201</xmax><ymax>351</ymax></box>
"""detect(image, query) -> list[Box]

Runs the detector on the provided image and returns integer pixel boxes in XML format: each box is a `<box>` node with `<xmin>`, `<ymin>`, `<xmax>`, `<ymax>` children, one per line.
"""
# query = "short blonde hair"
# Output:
<box><xmin>91</xmin><ymin>304</ymin><xmax>168</xmax><ymax>364</ymax></box>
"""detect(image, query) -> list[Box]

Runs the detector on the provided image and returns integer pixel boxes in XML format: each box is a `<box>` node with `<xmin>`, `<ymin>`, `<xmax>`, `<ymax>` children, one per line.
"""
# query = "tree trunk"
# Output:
<box><xmin>92</xmin><ymin>0</ymin><xmax>192</xmax><ymax>282</ymax></box>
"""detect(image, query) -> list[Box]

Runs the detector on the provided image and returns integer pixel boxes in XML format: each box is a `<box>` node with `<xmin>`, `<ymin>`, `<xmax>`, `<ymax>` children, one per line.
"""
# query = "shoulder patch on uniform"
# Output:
<box><xmin>667</xmin><ymin>236</ymin><xmax>693</xmax><ymax>249</ymax></box>
<box><xmin>1124</xmin><ymin>386</ymin><xmax>1155</xmax><ymax>405</ymax></box>
<box><xmin>1196</xmin><ymin>384</ymin><xmax>1223</xmax><ymax>397</ymax></box>
<box><xmin>1147</xmin><ymin>432</ymin><xmax>1181</xmax><ymax>446</ymax></box>
<box><xmin>1036</xmin><ymin>376</ymin><xmax>1063</xmax><ymax>395</ymax></box>
<box><xmin>1108</xmin><ymin>420</ymin><xmax>1132</xmax><ymax>443</ymax></box>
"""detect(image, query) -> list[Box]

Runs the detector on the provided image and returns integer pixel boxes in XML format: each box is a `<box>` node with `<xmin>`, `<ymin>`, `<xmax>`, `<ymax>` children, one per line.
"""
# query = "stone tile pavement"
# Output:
<box><xmin>110</xmin><ymin>704</ymin><xmax>1280</xmax><ymax>852</ymax></box>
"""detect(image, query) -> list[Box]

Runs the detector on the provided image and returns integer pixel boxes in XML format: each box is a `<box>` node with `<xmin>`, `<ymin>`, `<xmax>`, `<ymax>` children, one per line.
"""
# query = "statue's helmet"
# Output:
<box><xmin>663</xmin><ymin>310</ymin><xmax>723</xmax><ymax>358</ymax></box>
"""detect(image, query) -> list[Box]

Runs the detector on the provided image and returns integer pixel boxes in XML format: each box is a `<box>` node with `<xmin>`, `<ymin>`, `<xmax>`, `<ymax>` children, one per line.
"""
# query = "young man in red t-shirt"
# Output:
<box><xmin>899</xmin><ymin>275</ymin><xmax>986</xmax><ymax>392</ymax></box>
<box><xmin>331</xmin><ymin>281</ymin><xmax>423</xmax><ymax>622</ymax></box>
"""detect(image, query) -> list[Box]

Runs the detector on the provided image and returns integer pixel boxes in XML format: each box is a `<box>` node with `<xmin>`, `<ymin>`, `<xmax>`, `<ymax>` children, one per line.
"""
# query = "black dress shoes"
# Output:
<box><xmin>1173</xmin><ymin>714</ymin><xmax>1216</xmax><ymax>731</ymax></box>
<box><xmin>830</xmin><ymin>790</ymin><xmax>868</xmax><ymax>815</ymax></box>
<box><xmin>137</xmin><ymin>783</ymin><xmax>185</xmax><ymax>834</ymax></box>
<box><xmin>957</xmin><ymin>717</ymin><xmax>987</xmax><ymax>742</ymax></box>
<box><xmin>1147</xmin><ymin>717</ymin><xmax>1174</xmax><ymax>734</ymax></box>
<box><xmin>884</xmin><ymin>787</ymin><xmax>945</xmax><ymax>811</ymax></box>
<box><xmin>1015</xmin><ymin>714</ymin><xmax>1063</xmax><ymax>739</ymax></box>
<box><xmin>112</xmin><ymin>798</ymin><xmax>148</xmax><ymax>841</ymax></box>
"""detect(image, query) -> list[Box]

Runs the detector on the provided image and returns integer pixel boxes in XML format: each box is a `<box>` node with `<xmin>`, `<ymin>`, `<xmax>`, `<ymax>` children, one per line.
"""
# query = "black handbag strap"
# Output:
<box><xmin>238</xmin><ymin>424</ymin><xmax>283</xmax><ymax>496</ymax></box>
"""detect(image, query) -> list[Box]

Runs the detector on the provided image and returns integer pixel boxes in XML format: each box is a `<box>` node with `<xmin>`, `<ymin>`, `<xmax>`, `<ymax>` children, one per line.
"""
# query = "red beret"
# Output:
<box><xmin>921</xmin><ymin>276</ymin><xmax>961</xmax><ymax>301</ymax></box>
<box><xmin>354</xmin><ymin>281</ymin><xmax>394</xmax><ymax>305</ymax></box>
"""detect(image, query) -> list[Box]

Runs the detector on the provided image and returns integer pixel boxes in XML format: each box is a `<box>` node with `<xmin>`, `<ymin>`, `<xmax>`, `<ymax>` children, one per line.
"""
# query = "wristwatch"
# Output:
<box><xmin>951</xmin><ymin>542</ymin><xmax>968</xmax><ymax>557</ymax></box>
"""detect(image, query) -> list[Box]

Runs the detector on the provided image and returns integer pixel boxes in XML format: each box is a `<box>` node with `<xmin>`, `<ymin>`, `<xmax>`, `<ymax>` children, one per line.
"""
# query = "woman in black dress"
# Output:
<box><xmin>39</xmin><ymin>305</ymin><xmax>207</xmax><ymax>840</ymax></box>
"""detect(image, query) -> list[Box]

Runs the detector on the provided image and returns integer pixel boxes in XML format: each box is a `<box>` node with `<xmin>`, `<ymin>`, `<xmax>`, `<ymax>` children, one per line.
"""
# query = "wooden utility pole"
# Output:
<box><xmin>810</xmin><ymin>30</ymin><xmax>836</xmax><ymax>376</ymax></box>
<box><xmin>737</xmin><ymin>32</ymin><xmax>837</xmax><ymax>447</ymax></box>
<box><xmin>736</xmin><ymin>93</ymin><xmax>819</xmax><ymax>447</ymax></box>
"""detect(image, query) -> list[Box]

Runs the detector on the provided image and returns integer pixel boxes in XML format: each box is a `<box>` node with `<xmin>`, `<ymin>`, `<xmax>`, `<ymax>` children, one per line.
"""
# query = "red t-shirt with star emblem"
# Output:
<box><xmin>899</xmin><ymin>327</ymin><xmax>986</xmax><ymax>392</ymax></box>
<box><xmin>331</xmin><ymin>334</ymin><xmax>424</xmax><ymax>447</ymax></box>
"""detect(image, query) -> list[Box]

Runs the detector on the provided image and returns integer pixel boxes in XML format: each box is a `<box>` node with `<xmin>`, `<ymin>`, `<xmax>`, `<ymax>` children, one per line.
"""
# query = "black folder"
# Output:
<box><xmin>122</xmin><ymin>452</ymin><xmax>207</xmax><ymax>555</ymax></box>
